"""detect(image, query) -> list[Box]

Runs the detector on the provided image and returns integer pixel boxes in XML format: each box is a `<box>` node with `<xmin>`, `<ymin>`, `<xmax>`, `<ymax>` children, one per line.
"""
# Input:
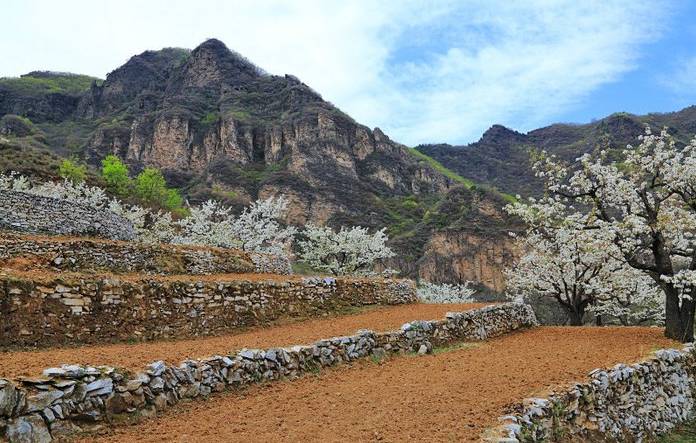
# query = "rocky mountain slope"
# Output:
<box><xmin>417</xmin><ymin>107</ymin><xmax>696</xmax><ymax>197</ymax></box>
<box><xmin>0</xmin><ymin>39</ymin><xmax>518</xmax><ymax>292</ymax></box>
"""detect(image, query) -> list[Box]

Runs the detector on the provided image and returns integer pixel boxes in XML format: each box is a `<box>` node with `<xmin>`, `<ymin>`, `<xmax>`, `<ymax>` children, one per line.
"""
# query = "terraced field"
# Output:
<box><xmin>0</xmin><ymin>303</ymin><xmax>486</xmax><ymax>378</ymax></box>
<box><xmin>80</xmin><ymin>326</ymin><xmax>674</xmax><ymax>442</ymax></box>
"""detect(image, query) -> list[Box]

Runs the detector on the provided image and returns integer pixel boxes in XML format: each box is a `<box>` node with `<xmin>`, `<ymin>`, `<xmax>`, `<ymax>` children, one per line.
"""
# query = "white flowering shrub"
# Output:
<box><xmin>173</xmin><ymin>197</ymin><xmax>295</xmax><ymax>256</ymax></box>
<box><xmin>298</xmin><ymin>225</ymin><xmax>395</xmax><ymax>276</ymax></box>
<box><xmin>0</xmin><ymin>171</ymin><xmax>30</xmax><ymax>192</ymax></box>
<box><xmin>416</xmin><ymin>281</ymin><xmax>475</xmax><ymax>304</ymax></box>
<box><xmin>173</xmin><ymin>200</ymin><xmax>237</xmax><ymax>248</ymax></box>
<box><xmin>0</xmin><ymin>173</ymin><xmax>109</xmax><ymax>208</ymax></box>
<box><xmin>508</xmin><ymin>128</ymin><xmax>696</xmax><ymax>341</ymax></box>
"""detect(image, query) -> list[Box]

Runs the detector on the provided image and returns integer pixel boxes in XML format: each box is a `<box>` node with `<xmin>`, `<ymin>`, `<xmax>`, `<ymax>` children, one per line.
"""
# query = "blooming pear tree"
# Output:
<box><xmin>505</xmin><ymin>224</ymin><xmax>621</xmax><ymax>325</ymax></box>
<box><xmin>511</xmin><ymin>128</ymin><xmax>696</xmax><ymax>341</ymax></box>
<box><xmin>416</xmin><ymin>281</ymin><xmax>475</xmax><ymax>304</ymax></box>
<box><xmin>173</xmin><ymin>200</ymin><xmax>237</xmax><ymax>248</ymax></box>
<box><xmin>588</xmin><ymin>266</ymin><xmax>665</xmax><ymax>326</ymax></box>
<box><xmin>298</xmin><ymin>225</ymin><xmax>395</xmax><ymax>276</ymax></box>
<box><xmin>229</xmin><ymin>197</ymin><xmax>296</xmax><ymax>256</ymax></box>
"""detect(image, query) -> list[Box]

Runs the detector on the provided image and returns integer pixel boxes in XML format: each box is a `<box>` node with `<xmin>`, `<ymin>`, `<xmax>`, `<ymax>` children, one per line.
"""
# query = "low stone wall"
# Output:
<box><xmin>0</xmin><ymin>191</ymin><xmax>135</xmax><ymax>240</ymax></box>
<box><xmin>0</xmin><ymin>273</ymin><xmax>417</xmax><ymax>347</ymax></box>
<box><xmin>0</xmin><ymin>232</ymin><xmax>258</xmax><ymax>275</ymax></box>
<box><xmin>0</xmin><ymin>303</ymin><xmax>537</xmax><ymax>442</ymax></box>
<box><xmin>490</xmin><ymin>343</ymin><xmax>696</xmax><ymax>442</ymax></box>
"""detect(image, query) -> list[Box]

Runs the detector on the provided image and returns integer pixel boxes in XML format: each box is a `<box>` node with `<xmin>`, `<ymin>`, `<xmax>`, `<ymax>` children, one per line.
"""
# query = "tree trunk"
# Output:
<box><xmin>664</xmin><ymin>288</ymin><xmax>695</xmax><ymax>342</ymax></box>
<box><xmin>595</xmin><ymin>315</ymin><xmax>603</xmax><ymax>326</ymax></box>
<box><xmin>565</xmin><ymin>306</ymin><xmax>585</xmax><ymax>326</ymax></box>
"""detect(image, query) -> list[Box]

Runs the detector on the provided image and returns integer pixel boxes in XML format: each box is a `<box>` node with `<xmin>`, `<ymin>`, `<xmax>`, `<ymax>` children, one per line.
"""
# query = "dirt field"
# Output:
<box><xmin>0</xmin><ymin>303</ymin><xmax>487</xmax><ymax>378</ymax></box>
<box><xmin>84</xmin><ymin>326</ymin><xmax>675</xmax><ymax>443</ymax></box>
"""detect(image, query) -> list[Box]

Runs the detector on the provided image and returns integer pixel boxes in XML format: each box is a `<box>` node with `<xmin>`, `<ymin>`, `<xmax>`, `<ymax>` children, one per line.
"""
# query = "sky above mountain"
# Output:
<box><xmin>3</xmin><ymin>0</ymin><xmax>696</xmax><ymax>145</ymax></box>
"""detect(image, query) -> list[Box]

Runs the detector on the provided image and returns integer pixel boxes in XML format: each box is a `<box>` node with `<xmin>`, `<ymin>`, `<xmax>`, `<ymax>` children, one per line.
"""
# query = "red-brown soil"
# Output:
<box><xmin>85</xmin><ymin>327</ymin><xmax>675</xmax><ymax>443</ymax></box>
<box><xmin>0</xmin><ymin>303</ymin><xmax>487</xmax><ymax>379</ymax></box>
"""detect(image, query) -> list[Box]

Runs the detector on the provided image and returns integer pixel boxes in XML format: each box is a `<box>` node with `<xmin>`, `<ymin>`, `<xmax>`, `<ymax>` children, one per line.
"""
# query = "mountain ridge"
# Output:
<box><xmin>418</xmin><ymin>106</ymin><xmax>696</xmax><ymax>197</ymax></box>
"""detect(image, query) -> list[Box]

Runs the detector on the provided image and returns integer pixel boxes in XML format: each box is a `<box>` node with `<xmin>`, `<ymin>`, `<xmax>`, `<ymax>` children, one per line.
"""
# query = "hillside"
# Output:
<box><xmin>0</xmin><ymin>39</ymin><xmax>518</xmax><ymax>292</ymax></box>
<box><xmin>417</xmin><ymin>107</ymin><xmax>696</xmax><ymax>197</ymax></box>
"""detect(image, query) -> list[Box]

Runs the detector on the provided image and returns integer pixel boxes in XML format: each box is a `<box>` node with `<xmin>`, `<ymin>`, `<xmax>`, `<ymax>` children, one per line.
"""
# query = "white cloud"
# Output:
<box><xmin>0</xmin><ymin>0</ymin><xmax>669</xmax><ymax>144</ymax></box>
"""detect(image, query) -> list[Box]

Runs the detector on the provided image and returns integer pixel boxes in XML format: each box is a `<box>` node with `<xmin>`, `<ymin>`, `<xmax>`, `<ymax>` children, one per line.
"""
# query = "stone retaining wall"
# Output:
<box><xmin>0</xmin><ymin>232</ymin><xmax>258</xmax><ymax>275</ymax></box>
<box><xmin>0</xmin><ymin>273</ymin><xmax>416</xmax><ymax>347</ymax></box>
<box><xmin>0</xmin><ymin>303</ymin><xmax>537</xmax><ymax>442</ymax></box>
<box><xmin>489</xmin><ymin>343</ymin><xmax>696</xmax><ymax>442</ymax></box>
<box><xmin>0</xmin><ymin>191</ymin><xmax>135</xmax><ymax>240</ymax></box>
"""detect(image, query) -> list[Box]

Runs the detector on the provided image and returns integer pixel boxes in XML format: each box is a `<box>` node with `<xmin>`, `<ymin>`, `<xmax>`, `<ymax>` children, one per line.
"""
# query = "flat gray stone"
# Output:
<box><xmin>6</xmin><ymin>413</ymin><xmax>51</xmax><ymax>443</ymax></box>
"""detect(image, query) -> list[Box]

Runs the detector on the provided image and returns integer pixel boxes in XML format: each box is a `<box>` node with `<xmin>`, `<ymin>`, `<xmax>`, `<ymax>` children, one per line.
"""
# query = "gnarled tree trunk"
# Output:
<box><xmin>665</xmin><ymin>288</ymin><xmax>695</xmax><ymax>342</ymax></box>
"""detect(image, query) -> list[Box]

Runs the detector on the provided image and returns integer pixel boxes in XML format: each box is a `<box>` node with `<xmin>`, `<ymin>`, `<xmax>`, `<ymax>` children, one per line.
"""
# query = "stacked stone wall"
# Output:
<box><xmin>489</xmin><ymin>343</ymin><xmax>696</xmax><ymax>442</ymax></box>
<box><xmin>0</xmin><ymin>191</ymin><xmax>134</xmax><ymax>240</ymax></box>
<box><xmin>0</xmin><ymin>303</ymin><xmax>537</xmax><ymax>442</ymax></box>
<box><xmin>0</xmin><ymin>233</ymin><xmax>293</xmax><ymax>276</ymax></box>
<box><xmin>0</xmin><ymin>273</ymin><xmax>416</xmax><ymax>347</ymax></box>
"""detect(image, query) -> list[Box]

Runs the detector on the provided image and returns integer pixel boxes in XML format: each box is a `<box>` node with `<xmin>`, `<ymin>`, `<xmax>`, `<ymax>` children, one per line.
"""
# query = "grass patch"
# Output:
<box><xmin>407</xmin><ymin>148</ymin><xmax>517</xmax><ymax>203</ymax></box>
<box><xmin>408</xmin><ymin>148</ymin><xmax>476</xmax><ymax>188</ymax></box>
<box><xmin>200</xmin><ymin>112</ymin><xmax>220</xmax><ymax>127</ymax></box>
<box><xmin>0</xmin><ymin>72</ymin><xmax>101</xmax><ymax>96</ymax></box>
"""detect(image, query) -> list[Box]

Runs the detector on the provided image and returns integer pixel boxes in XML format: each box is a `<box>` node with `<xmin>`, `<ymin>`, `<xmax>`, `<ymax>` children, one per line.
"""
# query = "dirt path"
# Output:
<box><xmin>0</xmin><ymin>303</ymin><xmax>486</xmax><ymax>379</ymax></box>
<box><xmin>85</xmin><ymin>326</ymin><xmax>675</xmax><ymax>443</ymax></box>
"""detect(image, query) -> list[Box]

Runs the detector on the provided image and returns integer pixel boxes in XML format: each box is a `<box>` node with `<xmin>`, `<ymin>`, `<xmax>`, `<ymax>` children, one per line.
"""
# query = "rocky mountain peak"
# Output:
<box><xmin>176</xmin><ymin>39</ymin><xmax>264</xmax><ymax>90</ymax></box>
<box><xmin>479</xmin><ymin>124</ymin><xmax>527</xmax><ymax>145</ymax></box>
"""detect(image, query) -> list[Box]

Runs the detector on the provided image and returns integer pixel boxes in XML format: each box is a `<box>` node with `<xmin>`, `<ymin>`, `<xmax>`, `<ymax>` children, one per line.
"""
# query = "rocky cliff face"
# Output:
<box><xmin>79</xmin><ymin>40</ymin><xmax>451</xmax><ymax>220</ymax></box>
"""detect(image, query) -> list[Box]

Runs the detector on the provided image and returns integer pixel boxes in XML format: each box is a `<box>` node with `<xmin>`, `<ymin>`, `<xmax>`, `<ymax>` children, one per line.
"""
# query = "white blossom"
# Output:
<box><xmin>508</xmin><ymin>128</ymin><xmax>696</xmax><ymax>339</ymax></box>
<box><xmin>298</xmin><ymin>225</ymin><xmax>395</xmax><ymax>276</ymax></box>
<box><xmin>416</xmin><ymin>281</ymin><xmax>475</xmax><ymax>304</ymax></box>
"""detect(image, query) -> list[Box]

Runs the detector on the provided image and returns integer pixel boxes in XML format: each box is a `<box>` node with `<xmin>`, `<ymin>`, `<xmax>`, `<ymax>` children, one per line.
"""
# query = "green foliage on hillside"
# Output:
<box><xmin>36</xmin><ymin>120</ymin><xmax>99</xmax><ymax>156</ymax></box>
<box><xmin>135</xmin><ymin>168</ymin><xmax>184</xmax><ymax>211</ymax></box>
<box><xmin>659</xmin><ymin>420</ymin><xmax>696</xmax><ymax>442</ymax></box>
<box><xmin>199</xmin><ymin>112</ymin><xmax>220</xmax><ymax>127</ymax></box>
<box><xmin>407</xmin><ymin>148</ymin><xmax>516</xmax><ymax>203</ymax></box>
<box><xmin>101</xmin><ymin>155</ymin><xmax>131</xmax><ymax>196</ymax></box>
<box><xmin>408</xmin><ymin>147</ymin><xmax>475</xmax><ymax>188</ymax></box>
<box><xmin>99</xmin><ymin>155</ymin><xmax>185</xmax><ymax>212</ymax></box>
<box><xmin>0</xmin><ymin>72</ymin><xmax>101</xmax><ymax>96</ymax></box>
<box><xmin>59</xmin><ymin>158</ymin><xmax>87</xmax><ymax>183</ymax></box>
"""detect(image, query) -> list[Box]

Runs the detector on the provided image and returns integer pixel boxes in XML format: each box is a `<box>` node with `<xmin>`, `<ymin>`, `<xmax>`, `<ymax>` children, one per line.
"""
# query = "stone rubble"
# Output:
<box><xmin>0</xmin><ymin>303</ymin><xmax>536</xmax><ymax>442</ymax></box>
<box><xmin>488</xmin><ymin>343</ymin><xmax>696</xmax><ymax>442</ymax></box>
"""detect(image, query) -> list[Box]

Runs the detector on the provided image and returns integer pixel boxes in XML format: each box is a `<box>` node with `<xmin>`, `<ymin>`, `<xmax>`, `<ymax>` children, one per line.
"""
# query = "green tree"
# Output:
<box><xmin>164</xmin><ymin>188</ymin><xmax>184</xmax><ymax>211</ymax></box>
<box><xmin>101</xmin><ymin>155</ymin><xmax>131</xmax><ymax>196</ymax></box>
<box><xmin>58</xmin><ymin>158</ymin><xmax>87</xmax><ymax>183</ymax></box>
<box><xmin>135</xmin><ymin>168</ymin><xmax>184</xmax><ymax>211</ymax></box>
<box><xmin>134</xmin><ymin>168</ymin><xmax>167</xmax><ymax>202</ymax></box>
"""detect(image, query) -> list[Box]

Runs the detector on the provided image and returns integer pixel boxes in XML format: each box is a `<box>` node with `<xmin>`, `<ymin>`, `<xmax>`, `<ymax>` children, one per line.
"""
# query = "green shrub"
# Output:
<box><xmin>58</xmin><ymin>158</ymin><xmax>87</xmax><ymax>183</ymax></box>
<box><xmin>135</xmin><ymin>168</ymin><xmax>167</xmax><ymax>201</ymax></box>
<box><xmin>101</xmin><ymin>155</ymin><xmax>131</xmax><ymax>196</ymax></box>
<box><xmin>135</xmin><ymin>167</ymin><xmax>185</xmax><ymax>211</ymax></box>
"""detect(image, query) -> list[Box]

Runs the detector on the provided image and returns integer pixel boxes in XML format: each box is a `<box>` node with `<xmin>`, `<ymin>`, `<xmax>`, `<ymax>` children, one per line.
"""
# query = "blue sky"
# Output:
<box><xmin>554</xmin><ymin>1</ymin><xmax>696</xmax><ymax>124</ymax></box>
<box><xmin>2</xmin><ymin>0</ymin><xmax>696</xmax><ymax>145</ymax></box>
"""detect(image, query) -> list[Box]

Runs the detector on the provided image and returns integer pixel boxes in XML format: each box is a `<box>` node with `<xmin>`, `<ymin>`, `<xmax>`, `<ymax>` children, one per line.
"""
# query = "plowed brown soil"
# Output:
<box><xmin>86</xmin><ymin>327</ymin><xmax>675</xmax><ymax>443</ymax></box>
<box><xmin>0</xmin><ymin>303</ymin><xmax>486</xmax><ymax>379</ymax></box>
